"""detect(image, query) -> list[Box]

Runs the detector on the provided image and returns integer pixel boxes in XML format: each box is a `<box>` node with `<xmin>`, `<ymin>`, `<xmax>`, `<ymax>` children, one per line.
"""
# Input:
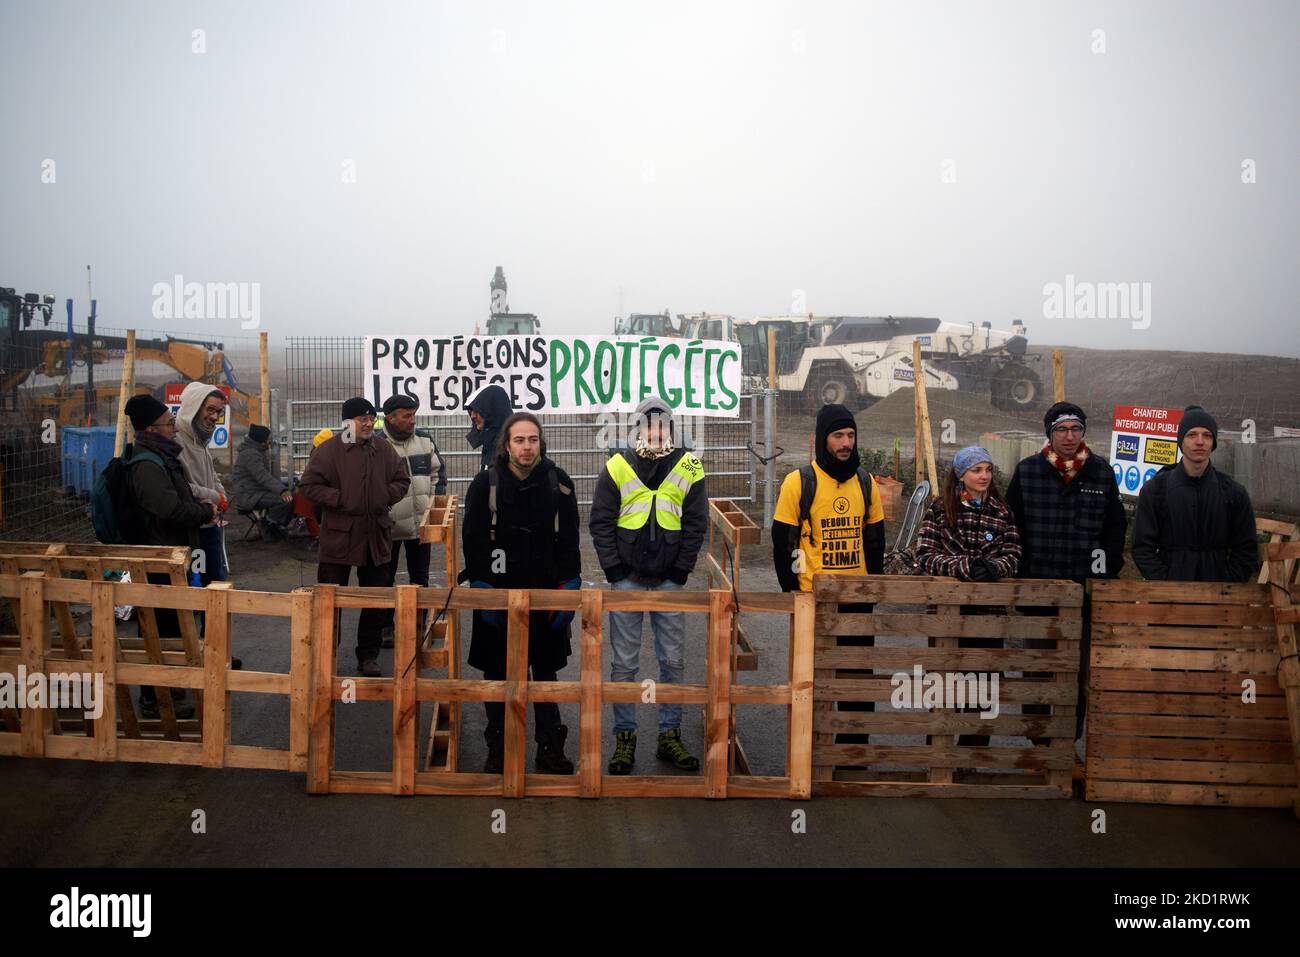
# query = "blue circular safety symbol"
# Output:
<box><xmin>1124</xmin><ymin>466</ymin><xmax>1140</xmax><ymax>491</ymax></box>
<box><xmin>1112</xmin><ymin>463</ymin><xmax>1123</xmax><ymax>486</ymax></box>
<box><xmin>1143</xmin><ymin>467</ymin><xmax>1158</xmax><ymax>486</ymax></box>
<box><xmin>214</xmin><ymin>427</ymin><xmax>228</xmax><ymax>446</ymax></box>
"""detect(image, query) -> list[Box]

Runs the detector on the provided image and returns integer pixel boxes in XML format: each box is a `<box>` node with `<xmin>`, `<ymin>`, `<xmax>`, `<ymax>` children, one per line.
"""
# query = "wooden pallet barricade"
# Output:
<box><xmin>1085</xmin><ymin>577</ymin><xmax>1297</xmax><ymax>810</ymax></box>
<box><xmin>812</xmin><ymin>574</ymin><xmax>1084</xmax><ymax>798</ymax></box>
<box><xmin>0</xmin><ymin>571</ymin><xmax>312</xmax><ymax>771</ymax></box>
<box><xmin>306</xmin><ymin>583</ymin><xmax>814</xmax><ymax>798</ymax></box>
<box><xmin>416</xmin><ymin>494</ymin><xmax>460</xmax><ymax>772</ymax></box>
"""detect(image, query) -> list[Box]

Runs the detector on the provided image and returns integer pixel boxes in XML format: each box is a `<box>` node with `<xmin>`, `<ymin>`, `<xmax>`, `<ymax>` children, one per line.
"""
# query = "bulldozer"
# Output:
<box><xmin>0</xmin><ymin>285</ymin><xmax>256</xmax><ymax>425</ymax></box>
<box><xmin>674</xmin><ymin>312</ymin><xmax>1042</xmax><ymax>412</ymax></box>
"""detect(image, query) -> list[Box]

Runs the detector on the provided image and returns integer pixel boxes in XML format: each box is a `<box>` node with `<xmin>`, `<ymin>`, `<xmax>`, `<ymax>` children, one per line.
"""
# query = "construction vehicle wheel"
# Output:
<box><xmin>806</xmin><ymin>368</ymin><xmax>856</xmax><ymax>411</ymax></box>
<box><xmin>992</xmin><ymin>364</ymin><xmax>1042</xmax><ymax>411</ymax></box>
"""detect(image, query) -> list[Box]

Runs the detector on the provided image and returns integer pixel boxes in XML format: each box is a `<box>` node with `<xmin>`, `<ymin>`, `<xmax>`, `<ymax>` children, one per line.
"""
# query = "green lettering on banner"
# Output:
<box><xmin>683</xmin><ymin>340</ymin><xmax>702</xmax><ymax>409</ymax></box>
<box><xmin>638</xmin><ymin>337</ymin><xmax>659</xmax><ymax>402</ymax></box>
<box><xmin>617</xmin><ymin>341</ymin><xmax>637</xmax><ymax>403</ymax></box>
<box><xmin>704</xmin><ymin>348</ymin><xmax>720</xmax><ymax>408</ymax></box>
<box><xmin>716</xmin><ymin>352</ymin><xmax>739</xmax><ymax>410</ymax></box>
<box><xmin>573</xmin><ymin>339</ymin><xmax>596</xmax><ymax>405</ymax></box>
<box><xmin>594</xmin><ymin>340</ymin><xmax>616</xmax><ymax>403</ymax></box>
<box><xmin>657</xmin><ymin>343</ymin><xmax>682</xmax><ymax>405</ymax></box>
<box><xmin>549</xmin><ymin>340</ymin><xmax>572</xmax><ymax>406</ymax></box>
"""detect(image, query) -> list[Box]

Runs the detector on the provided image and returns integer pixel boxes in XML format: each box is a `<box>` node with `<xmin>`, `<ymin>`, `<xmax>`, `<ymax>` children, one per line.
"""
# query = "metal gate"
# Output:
<box><xmin>284</xmin><ymin>337</ymin><xmax>760</xmax><ymax>508</ymax></box>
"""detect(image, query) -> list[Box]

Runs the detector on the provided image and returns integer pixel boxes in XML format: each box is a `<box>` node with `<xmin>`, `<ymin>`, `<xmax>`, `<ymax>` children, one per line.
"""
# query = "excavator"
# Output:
<box><xmin>1</xmin><ymin>285</ymin><xmax>256</xmax><ymax>425</ymax></box>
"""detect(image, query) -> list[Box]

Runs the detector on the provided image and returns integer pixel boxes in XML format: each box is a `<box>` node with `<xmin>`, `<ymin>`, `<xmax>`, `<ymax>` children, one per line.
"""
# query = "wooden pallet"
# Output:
<box><xmin>811</xmin><ymin>574</ymin><xmax>1083</xmax><ymax>798</ymax></box>
<box><xmin>1085</xmin><ymin>578</ymin><xmax>1297</xmax><ymax>809</ymax></box>
<box><xmin>1264</xmin><ymin>540</ymin><xmax>1300</xmax><ymax>817</ymax></box>
<box><xmin>307</xmin><ymin>584</ymin><xmax>814</xmax><ymax>798</ymax></box>
<box><xmin>417</xmin><ymin>494</ymin><xmax>458</xmax><ymax>772</ymax></box>
<box><xmin>0</xmin><ymin>571</ymin><xmax>311</xmax><ymax>771</ymax></box>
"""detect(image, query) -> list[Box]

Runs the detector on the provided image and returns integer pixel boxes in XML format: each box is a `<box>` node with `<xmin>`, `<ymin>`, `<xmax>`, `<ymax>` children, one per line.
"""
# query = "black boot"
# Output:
<box><xmin>535</xmin><ymin>724</ymin><xmax>575</xmax><ymax>775</ymax></box>
<box><xmin>483</xmin><ymin>727</ymin><xmax>505</xmax><ymax>774</ymax></box>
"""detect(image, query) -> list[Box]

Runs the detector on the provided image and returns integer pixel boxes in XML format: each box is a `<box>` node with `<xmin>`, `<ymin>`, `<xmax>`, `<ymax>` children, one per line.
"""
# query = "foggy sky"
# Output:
<box><xmin>2</xmin><ymin>0</ymin><xmax>1296</xmax><ymax>356</ymax></box>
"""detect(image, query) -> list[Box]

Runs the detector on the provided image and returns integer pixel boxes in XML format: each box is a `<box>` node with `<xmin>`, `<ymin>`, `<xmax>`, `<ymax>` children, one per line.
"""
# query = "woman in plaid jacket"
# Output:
<box><xmin>916</xmin><ymin>446</ymin><xmax>1021</xmax><ymax>581</ymax></box>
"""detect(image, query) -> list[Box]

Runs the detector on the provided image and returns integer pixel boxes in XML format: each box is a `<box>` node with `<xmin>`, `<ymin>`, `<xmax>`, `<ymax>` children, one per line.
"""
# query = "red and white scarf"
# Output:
<box><xmin>1043</xmin><ymin>441</ymin><xmax>1089</xmax><ymax>484</ymax></box>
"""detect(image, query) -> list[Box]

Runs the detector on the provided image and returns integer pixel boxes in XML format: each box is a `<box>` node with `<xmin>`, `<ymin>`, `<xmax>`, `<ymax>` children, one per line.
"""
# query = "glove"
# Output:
<box><xmin>665</xmin><ymin>567</ymin><xmax>689</xmax><ymax>586</ymax></box>
<box><xmin>470</xmin><ymin>579</ymin><xmax>505</xmax><ymax>627</ymax></box>
<box><xmin>604</xmin><ymin>564</ymin><xmax>630</xmax><ymax>584</ymax></box>
<box><xmin>979</xmin><ymin>558</ymin><xmax>1002</xmax><ymax>582</ymax></box>
<box><xmin>967</xmin><ymin>560</ymin><xmax>992</xmax><ymax>583</ymax></box>
<box><xmin>217</xmin><ymin>494</ymin><xmax>229</xmax><ymax>513</ymax></box>
<box><xmin>549</xmin><ymin>576</ymin><xmax>581</xmax><ymax>631</ymax></box>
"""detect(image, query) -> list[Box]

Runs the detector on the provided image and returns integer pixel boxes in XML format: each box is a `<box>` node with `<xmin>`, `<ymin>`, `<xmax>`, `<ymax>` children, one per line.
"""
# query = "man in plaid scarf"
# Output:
<box><xmin>1006</xmin><ymin>402</ymin><xmax>1127</xmax><ymax>582</ymax></box>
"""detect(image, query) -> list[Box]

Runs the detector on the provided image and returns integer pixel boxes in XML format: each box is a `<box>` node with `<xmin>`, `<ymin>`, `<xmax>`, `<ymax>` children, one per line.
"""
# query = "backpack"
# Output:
<box><xmin>90</xmin><ymin>449</ymin><xmax>164</xmax><ymax>545</ymax></box>
<box><xmin>487</xmin><ymin>467</ymin><xmax>572</xmax><ymax>542</ymax></box>
<box><xmin>797</xmin><ymin>464</ymin><xmax>876</xmax><ymax>546</ymax></box>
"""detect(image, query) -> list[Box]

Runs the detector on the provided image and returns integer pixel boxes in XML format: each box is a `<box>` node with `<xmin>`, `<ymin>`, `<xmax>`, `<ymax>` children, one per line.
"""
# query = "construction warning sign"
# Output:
<box><xmin>1109</xmin><ymin>405</ymin><xmax>1182</xmax><ymax>496</ymax></box>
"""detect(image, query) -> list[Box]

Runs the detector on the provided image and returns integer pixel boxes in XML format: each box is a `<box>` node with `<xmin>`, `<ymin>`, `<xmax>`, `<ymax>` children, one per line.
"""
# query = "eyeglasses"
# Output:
<box><xmin>1052</xmin><ymin>426</ymin><xmax>1084</xmax><ymax>435</ymax></box>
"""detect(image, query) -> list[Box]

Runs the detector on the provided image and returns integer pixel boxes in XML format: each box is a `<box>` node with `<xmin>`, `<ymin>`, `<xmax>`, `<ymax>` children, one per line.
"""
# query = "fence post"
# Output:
<box><xmin>392</xmin><ymin>584</ymin><xmax>417</xmax><ymax>795</ymax></box>
<box><xmin>289</xmin><ymin>588</ymin><xmax>314</xmax><ymax>774</ymax></box>
<box><xmin>789</xmin><ymin>592</ymin><xmax>815</xmax><ymax>799</ymax></box>
<box><xmin>19</xmin><ymin>572</ymin><xmax>47</xmax><ymax>757</ymax></box>
<box><xmin>201</xmin><ymin>582</ymin><xmax>233</xmax><ymax>768</ymax></box>
<box><xmin>705</xmin><ymin>590</ymin><xmax>731</xmax><ymax>798</ymax></box>
<box><xmin>579</xmin><ymin>588</ymin><xmax>603</xmax><ymax>797</ymax></box>
<box><xmin>307</xmin><ymin>583</ymin><xmax>337</xmax><ymax>794</ymax></box>
<box><xmin>503</xmin><ymin>589</ymin><xmax>530</xmax><ymax>798</ymax></box>
<box><xmin>91</xmin><ymin>580</ymin><xmax>118</xmax><ymax>762</ymax></box>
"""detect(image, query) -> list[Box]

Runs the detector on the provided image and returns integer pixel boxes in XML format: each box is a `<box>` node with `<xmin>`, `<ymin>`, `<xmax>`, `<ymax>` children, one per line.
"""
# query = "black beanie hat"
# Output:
<box><xmin>1177</xmin><ymin>405</ymin><xmax>1218</xmax><ymax>450</ymax></box>
<box><xmin>1044</xmin><ymin>401</ymin><xmax>1087</xmax><ymax>438</ymax></box>
<box><xmin>814</xmin><ymin>403</ymin><xmax>860</xmax><ymax>483</ymax></box>
<box><xmin>340</xmin><ymin>396</ymin><xmax>377</xmax><ymax>420</ymax></box>
<box><xmin>248</xmin><ymin>424</ymin><xmax>271</xmax><ymax>444</ymax></box>
<box><xmin>381</xmin><ymin>394</ymin><xmax>419</xmax><ymax>415</ymax></box>
<box><xmin>125</xmin><ymin>394</ymin><xmax>169</xmax><ymax>431</ymax></box>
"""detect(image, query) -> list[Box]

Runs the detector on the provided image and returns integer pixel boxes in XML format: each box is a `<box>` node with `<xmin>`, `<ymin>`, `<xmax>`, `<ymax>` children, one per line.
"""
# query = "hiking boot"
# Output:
<box><xmin>656</xmin><ymin>728</ymin><xmax>700</xmax><ymax>771</ymax></box>
<box><xmin>359</xmin><ymin>657</ymin><xmax>381</xmax><ymax>678</ymax></box>
<box><xmin>608</xmin><ymin>730</ymin><xmax>636</xmax><ymax>775</ymax></box>
<box><xmin>535</xmin><ymin>724</ymin><xmax>575</xmax><ymax>775</ymax></box>
<box><xmin>380</xmin><ymin>626</ymin><xmax>394</xmax><ymax>649</ymax></box>
<box><xmin>484</xmin><ymin>728</ymin><xmax>505</xmax><ymax>774</ymax></box>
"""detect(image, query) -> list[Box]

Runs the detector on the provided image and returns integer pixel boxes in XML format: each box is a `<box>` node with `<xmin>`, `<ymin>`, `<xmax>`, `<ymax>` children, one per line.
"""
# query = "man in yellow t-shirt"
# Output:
<box><xmin>772</xmin><ymin>404</ymin><xmax>885</xmax><ymax>592</ymax></box>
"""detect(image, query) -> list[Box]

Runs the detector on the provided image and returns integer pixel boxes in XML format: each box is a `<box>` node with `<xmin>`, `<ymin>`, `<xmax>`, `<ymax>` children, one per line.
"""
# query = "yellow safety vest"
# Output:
<box><xmin>605</xmin><ymin>451</ymin><xmax>704</xmax><ymax>531</ymax></box>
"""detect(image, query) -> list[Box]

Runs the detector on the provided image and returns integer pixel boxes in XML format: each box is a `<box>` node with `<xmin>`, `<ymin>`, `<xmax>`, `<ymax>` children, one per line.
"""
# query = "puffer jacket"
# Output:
<box><xmin>174</xmin><ymin>381</ymin><xmax>226</xmax><ymax>524</ymax></box>
<box><xmin>385</xmin><ymin>427</ymin><xmax>447</xmax><ymax>540</ymax></box>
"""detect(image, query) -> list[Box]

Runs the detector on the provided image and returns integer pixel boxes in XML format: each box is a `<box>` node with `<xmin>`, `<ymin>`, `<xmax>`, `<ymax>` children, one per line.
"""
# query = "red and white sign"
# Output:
<box><xmin>1109</xmin><ymin>405</ymin><xmax>1183</xmax><ymax>497</ymax></box>
<box><xmin>165</xmin><ymin>383</ymin><xmax>232</xmax><ymax>449</ymax></box>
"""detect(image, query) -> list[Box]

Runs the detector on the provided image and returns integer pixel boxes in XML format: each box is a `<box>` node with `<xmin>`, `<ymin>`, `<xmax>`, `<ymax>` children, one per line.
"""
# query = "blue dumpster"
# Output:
<box><xmin>61</xmin><ymin>426</ymin><xmax>118</xmax><ymax>497</ymax></box>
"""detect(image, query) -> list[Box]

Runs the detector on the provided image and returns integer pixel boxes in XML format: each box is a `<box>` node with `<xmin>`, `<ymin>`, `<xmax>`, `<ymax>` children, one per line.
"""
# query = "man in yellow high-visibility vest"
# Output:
<box><xmin>589</xmin><ymin>397</ymin><xmax>708</xmax><ymax>775</ymax></box>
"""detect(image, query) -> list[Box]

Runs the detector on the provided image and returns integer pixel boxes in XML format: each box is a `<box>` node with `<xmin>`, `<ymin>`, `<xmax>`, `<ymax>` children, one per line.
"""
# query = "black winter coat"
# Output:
<box><xmin>123</xmin><ymin>438</ymin><xmax>211</xmax><ymax>549</ymax></box>
<box><xmin>1132</xmin><ymin>462</ymin><xmax>1259</xmax><ymax>582</ymax></box>
<box><xmin>588</xmin><ymin>448</ymin><xmax>708</xmax><ymax>584</ymax></box>
<box><xmin>461</xmin><ymin>458</ymin><xmax>581</xmax><ymax>674</ymax></box>
<box><xmin>1005</xmin><ymin>450</ymin><xmax>1127</xmax><ymax>581</ymax></box>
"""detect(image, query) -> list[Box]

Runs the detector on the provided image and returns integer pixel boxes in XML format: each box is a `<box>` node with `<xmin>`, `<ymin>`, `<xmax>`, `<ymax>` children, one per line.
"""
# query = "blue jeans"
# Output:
<box><xmin>608</xmin><ymin>578</ymin><xmax>685</xmax><ymax>734</ymax></box>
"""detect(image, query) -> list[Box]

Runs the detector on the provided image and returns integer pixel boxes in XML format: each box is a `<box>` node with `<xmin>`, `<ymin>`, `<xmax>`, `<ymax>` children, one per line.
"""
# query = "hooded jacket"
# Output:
<box><xmin>770</xmin><ymin>404</ymin><xmax>885</xmax><ymax>591</ymax></box>
<box><xmin>588</xmin><ymin>398</ymin><xmax>708</xmax><ymax>584</ymax></box>
<box><xmin>174</xmin><ymin>381</ymin><xmax>227</xmax><ymax>524</ymax></box>
<box><xmin>466</xmin><ymin>384</ymin><xmax>513</xmax><ymax>470</ymax></box>
<box><xmin>233</xmin><ymin>435</ymin><xmax>285</xmax><ymax>508</ymax></box>
<box><xmin>298</xmin><ymin>432</ymin><xmax>410</xmax><ymax>567</ymax></box>
<box><xmin>385</xmin><ymin>425</ymin><xmax>447</xmax><ymax>540</ymax></box>
<box><xmin>123</xmin><ymin>431</ymin><xmax>212</xmax><ymax>549</ymax></box>
<box><xmin>1132</xmin><ymin>461</ymin><xmax>1259</xmax><ymax>582</ymax></box>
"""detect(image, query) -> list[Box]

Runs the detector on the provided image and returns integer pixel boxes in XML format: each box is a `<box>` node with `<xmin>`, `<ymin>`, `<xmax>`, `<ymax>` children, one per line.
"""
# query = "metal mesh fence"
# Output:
<box><xmin>0</xmin><ymin>306</ymin><xmax>263</xmax><ymax>543</ymax></box>
<box><xmin>284</xmin><ymin>337</ymin><xmax>760</xmax><ymax>508</ymax></box>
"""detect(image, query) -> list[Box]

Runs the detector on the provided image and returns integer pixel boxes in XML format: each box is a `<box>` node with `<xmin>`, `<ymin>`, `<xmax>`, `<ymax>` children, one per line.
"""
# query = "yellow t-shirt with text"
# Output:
<box><xmin>773</xmin><ymin>461</ymin><xmax>885</xmax><ymax>592</ymax></box>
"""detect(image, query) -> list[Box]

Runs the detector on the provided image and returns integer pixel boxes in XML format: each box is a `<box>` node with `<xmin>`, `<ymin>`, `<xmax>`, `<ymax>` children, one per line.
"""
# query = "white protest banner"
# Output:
<box><xmin>365</xmin><ymin>335</ymin><xmax>743</xmax><ymax>417</ymax></box>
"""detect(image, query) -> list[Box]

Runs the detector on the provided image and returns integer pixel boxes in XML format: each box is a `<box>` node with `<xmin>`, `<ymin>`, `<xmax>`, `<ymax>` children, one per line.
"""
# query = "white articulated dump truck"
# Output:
<box><xmin>679</xmin><ymin>314</ymin><xmax>1042</xmax><ymax>412</ymax></box>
